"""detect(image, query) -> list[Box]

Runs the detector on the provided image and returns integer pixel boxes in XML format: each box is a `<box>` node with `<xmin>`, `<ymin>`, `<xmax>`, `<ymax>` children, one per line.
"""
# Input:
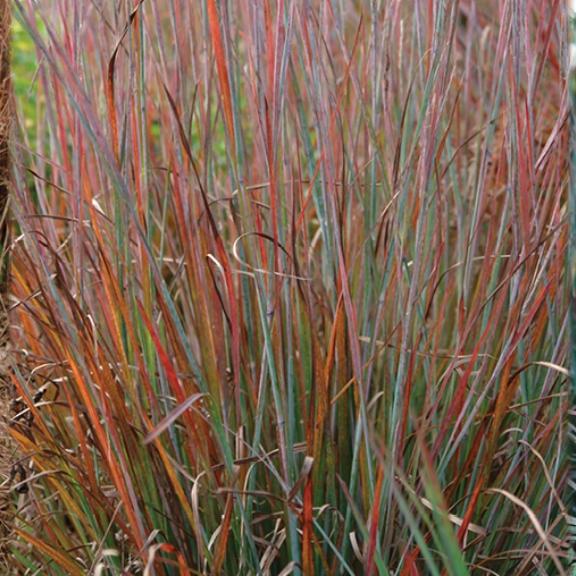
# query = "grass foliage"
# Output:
<box><xmin>9</xmin><ymin>0</ymin><xmax>570</xmax><ymax>574</ymax></box>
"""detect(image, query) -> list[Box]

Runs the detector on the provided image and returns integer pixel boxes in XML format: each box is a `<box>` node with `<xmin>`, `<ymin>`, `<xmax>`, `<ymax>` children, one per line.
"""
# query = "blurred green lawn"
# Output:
<box><xmin>12</xmin><ymin>19</ymin><xmax>39</xmax><ymax>140</ymax></box>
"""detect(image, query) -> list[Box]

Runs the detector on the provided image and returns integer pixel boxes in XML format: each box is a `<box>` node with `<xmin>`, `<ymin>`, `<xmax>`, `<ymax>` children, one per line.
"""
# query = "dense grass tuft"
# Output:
<box><xmin>9</xmin><ymin>0</ymin><xmax>570</xmax><ymax>574</ymax></box>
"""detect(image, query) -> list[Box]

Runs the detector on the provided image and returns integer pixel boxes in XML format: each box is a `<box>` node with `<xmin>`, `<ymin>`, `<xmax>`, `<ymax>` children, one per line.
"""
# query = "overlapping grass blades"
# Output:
<box><xmin>9</xmin><ymin>0</ymin><xmax>570</xmax><ymax>574</ymax></box>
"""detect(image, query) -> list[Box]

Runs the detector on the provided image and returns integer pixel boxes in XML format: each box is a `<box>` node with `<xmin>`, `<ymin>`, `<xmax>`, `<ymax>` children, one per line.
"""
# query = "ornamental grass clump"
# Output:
<box><xmin>8</xmin><ymin>0</ymin><xmax>570</xmax><ymax>574</ymax></box>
